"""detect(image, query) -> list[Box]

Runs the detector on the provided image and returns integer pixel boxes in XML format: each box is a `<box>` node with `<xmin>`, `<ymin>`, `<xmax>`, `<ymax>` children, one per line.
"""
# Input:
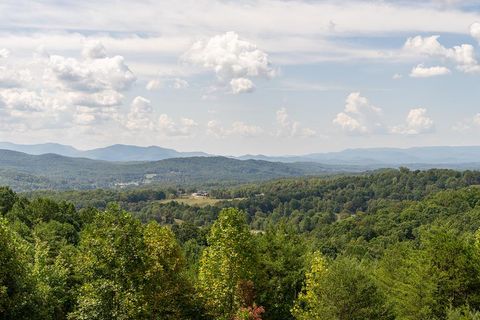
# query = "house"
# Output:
<box><xmin>192</xmin><ymin>191</ymin><xmax>209</xmax><ymax>197</ymax></box>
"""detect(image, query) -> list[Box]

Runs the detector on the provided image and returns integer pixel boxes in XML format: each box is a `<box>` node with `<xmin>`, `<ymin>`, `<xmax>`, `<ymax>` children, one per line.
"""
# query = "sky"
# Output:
<box><xmin>0</xmin><ymin>0</ymin><xmax>480</xmax><ymax>156</ymax></box>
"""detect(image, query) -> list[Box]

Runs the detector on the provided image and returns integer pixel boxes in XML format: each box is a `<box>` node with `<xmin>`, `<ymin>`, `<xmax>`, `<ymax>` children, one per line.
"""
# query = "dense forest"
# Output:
<box><xmin>3</xmin><ymin>168</ymin><xmax>480</xmax><ymax>319</ymax></box>
<box><xmin>0</xmin><ymin>150</ymin><xmax>361</xmax><ymax>191</ymax></box>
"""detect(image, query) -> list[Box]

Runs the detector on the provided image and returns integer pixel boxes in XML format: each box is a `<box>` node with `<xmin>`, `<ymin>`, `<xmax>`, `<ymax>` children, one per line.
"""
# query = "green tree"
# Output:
<box><xmin>32</xmin><ymin>238</ymin><xmax>71</xmax><ymax>319</ymax></box>
<box><xmin>69</xmin><ymin>205</ymin><xmax>146</xmax><ymax>320</ymax></box>
<box><xmin>255</xmin><ymin>223</ymin><xmax>307</xmax><ymax>320</ymax></box>
<box><xmin>293</xmin><ymin>253</ymin><xmax>391</xmax><ymax>320</ymax></box>
<box><xmin>0</xmin><ymin>217</ymin><xmax>39</xmax><ymax>319</ymax></box>
<box><xmin>0</xmin><ymin>187</ymin><xmax>17</xmax><ymax>215</ymax></box>
<box><xmin>377</xmin><ymin>242</ymin><xmax>437</xmax><ymax>319</ymax></box>
<box><xmin>142</xmin><ymin>221</ymin><xmax>196</xmax><ymax>319</ymax></box>
<box><xmin>197</xmin><ymin>208</ymin><xmax>256</xmax><ymax>319</ymax></box>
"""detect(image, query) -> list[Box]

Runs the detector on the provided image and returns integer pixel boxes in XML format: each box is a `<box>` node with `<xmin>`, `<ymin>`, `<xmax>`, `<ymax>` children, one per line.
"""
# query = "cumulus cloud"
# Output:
<box><xmin>334</xmin><ymin>93</ymin><xmax>435</xmax><ymax>136</ymax></box>
<box><xmin>410</xmin><ymin>64</ymin><xmax>451</xmax><ymax>77</ymax></box>
<box><xmin>391</xmin><ymin>108</ymin><xmax>435</xmax><ymax>135</ymax></box>
<box><xmin>206</xmin><ymin>120</ymin><xmax>263</xmax><ymax>138</ymax></box>
<box><xmin>124</xmin><ymin>96</ymin><xmax>154</xmax><ymax>130</ymax></box>
<box><xmin>0</xmin><ymin>49</ymin><xmax>9</xmax><ymax>58</ymax></box>
<box><xmin>158</xmin><ymin>114</ymin><xmax>197</xmax><ymax>136</ymax></box>
<box><xmin>184</xmin><ymin>31</ymin><xmax>275</xmax><ymax>94</ymax></box>
<box><xmin>230</xmin><ymin>121</ymin><xmax>263</xmax><ymax>137</ymax></box>
<box><xmin>145</xmin><ymin>77</ymin><xmax>189</xmax><ymax>91</ymax></box>
<box><xmin>0</xmin><ymin>89</ymin><xmax>46</xmax><ymax>113</ymax></box>
<box><xmin>47</xmin><ymin>53</ymin><xmax>136</xmax><ymax>92</ymax></box>
<box><xmin>470</xmin><ymin>22</ymin><xmax>480</xmax><ymax>43</ymax></box>
<box><xmin>0</xmin><ymin>41</ymin><xmax>139</xmax><ymax>131</ymax></box>
<box><xmin>333</xmin><ymin>92</ymin><xmax>384</xmax><ymax>134</ymax></box>
<box><xmin>453</xmin><ymin>113</ymin><xmax>480</xmax><ymax>132</ymax></box>
<box><xmin>206</xmin><ymin>120</ymin><xmax>226</xmax><ymax>138</ymax></box>
<box><xmin>82</xmin><ymin>41</ymin><xmax>107</xmax><ymax>59</ymax></box>
<box><xmin>146</xmin><ymin>79</ymin><xmax>162</xmax><ymax>91</ymax></box>
<box><xmin>0</xmin><ymin>88</ymin><xmax>70</xmax><ymax>130</ymax></box>
<box><xmin>230</xmin><ymin>78</ymin><xmax>255</xmax><ymax>94</ymax></box>
<box><xmin>392</xmin><ymin>73</ymin><xmax>403</xmax><ymax>80</ymax></box>
<box><xmin>404</xmin><ymin>35</ymin><xmax>480</xmax><ymax>74</ymax></box>
<box><xmin>0</xmin><ymin>67</ymin><xmax>32</xmax><ymax>88</ymax></box>
<box><xmin>276</xmin><ymin>108</ymin><xmax>316</xmax><ymax>138</ymax></box>
<box><xmin>122</xmin><ymin>96</ymin><xmax>197</xmax><ymax>136</ymax></box>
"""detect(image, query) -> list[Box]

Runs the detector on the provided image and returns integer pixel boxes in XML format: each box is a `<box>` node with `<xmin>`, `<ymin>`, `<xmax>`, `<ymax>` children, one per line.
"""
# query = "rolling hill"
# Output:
<box><xmin>0</xmin><ymin>149</ymin><xmax>355</xmax><ymax>191</ymax></box>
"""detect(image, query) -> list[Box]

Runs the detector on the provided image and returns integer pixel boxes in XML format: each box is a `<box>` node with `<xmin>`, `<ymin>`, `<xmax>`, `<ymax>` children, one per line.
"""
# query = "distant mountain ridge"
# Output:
<box><xmin>238</xmin><ymin>146</ymin><xmax>480</xmax><ymax>165</ymax></box>
<box><xmin>0</xmin><ymin>142</ymin><xmax>210</xmax><ymax>162</ymax></box>
<box><xmin>1</xmin><ymin>142</ymin><xmax>480</xmax><ymax>165</ymax></box>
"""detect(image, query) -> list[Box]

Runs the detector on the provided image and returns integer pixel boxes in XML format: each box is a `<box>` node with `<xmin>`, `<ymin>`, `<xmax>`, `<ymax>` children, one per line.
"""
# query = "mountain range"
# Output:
<box><xmin>2</xmin><ymin>142</ymin><xmax>480</xmax><ymax>165</ymax></box>
<box><xmin>0</xmin><ymin>142</ymin><xmax>209</xmax><ymax>162</ymax></box>
<box><xmin>0</xmin><ymin>142</ymin><xmax>480</xmax><ymax>191</ymax></box>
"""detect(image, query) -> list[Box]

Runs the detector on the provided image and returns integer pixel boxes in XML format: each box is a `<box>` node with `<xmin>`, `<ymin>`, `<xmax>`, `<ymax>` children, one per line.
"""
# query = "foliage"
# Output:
<box><xmin>1</xmin><ymin>169</ymin><xmax>480</xmax><ymax>319</ymax></box>
<box><xmin>197</xmin><ymin>208</ymin><xmax>256</xmax><ymax>319</ymax></box>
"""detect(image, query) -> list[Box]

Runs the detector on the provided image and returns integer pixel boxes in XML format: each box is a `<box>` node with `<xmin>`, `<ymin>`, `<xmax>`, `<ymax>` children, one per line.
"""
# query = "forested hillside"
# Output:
<box><xmin>0</xmin><ymin>150</ymin><xmax>357</xmax><ymax>191</ymax></box>
<box><xmin>2</xmin><ymin>169</ymin><xmax>480</xmax><ymax>319</ymax></box>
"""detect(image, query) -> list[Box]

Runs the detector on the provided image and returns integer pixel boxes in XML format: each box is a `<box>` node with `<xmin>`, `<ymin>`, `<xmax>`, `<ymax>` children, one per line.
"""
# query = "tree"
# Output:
<box><xmin>197</xmin><ymin>208</ymin><xmax>256</xmax><ymax>319</ymax></box>
<box><xmin>69</xmin><ymin>205</ymin><xmax>146</xmax><ymax>320</ymax></box>
<box><xmin>376</xmin><ymin>242</ymin><xmax>437</xmax><ymax>319</ymax></box>
<box><xmin>0</xmin><ymin>217</ymin><xmax>39</xmax><ymax>319</ymax></box>
<box><xmin>255</xmin><ymin>223</ymin><xmax>307</xmax><ymax>320</ymax></box>
<box><xmin>293</xmin><ymin>252</ymin><xmax>391</xmax><ymax>320</ymax></box>
<box><xmin>142</xmin><ymin>221</ymin><xmax>196</xmax><ymax>319</ymax></box>
<box><xmin>0</xmin><ymin>187</ymin><xmax>17</xmax><ymax>215</ymax></box>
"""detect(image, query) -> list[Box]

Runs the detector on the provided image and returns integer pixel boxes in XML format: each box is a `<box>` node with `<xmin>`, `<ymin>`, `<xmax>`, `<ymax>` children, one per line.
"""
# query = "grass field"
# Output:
<box><xmin>158</xmin><ymin>196</ymin><xmax>224</xmax><ymax>207</ymax></box>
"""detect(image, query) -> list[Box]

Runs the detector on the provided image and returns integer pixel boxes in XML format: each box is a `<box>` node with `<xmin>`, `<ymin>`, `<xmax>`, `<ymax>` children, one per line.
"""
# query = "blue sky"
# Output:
<box><xmin>0</xmin><ymin>0</ymin><xmax>479</xmax><ymax>155</ymax></box>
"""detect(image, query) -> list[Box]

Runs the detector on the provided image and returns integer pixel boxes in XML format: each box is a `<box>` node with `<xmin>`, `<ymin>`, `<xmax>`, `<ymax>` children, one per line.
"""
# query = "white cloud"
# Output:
<box><xmin>206</xmin><ymin>120</ymin><xmax>263</xmax><ymax>138</ymax></box>
<box><xmin>0</xmin><ymin>42</ymin><xmax>139</xmax><ymax>132</ymax></box>
<box><xmin>158</xmin><ymin>114</ymin><xmax>197</xmax><ymax>136</ymax></box>
<box><xmin>230</xmin><ymin>78</ymin><xmax>255</xmax><ymax>94</ymax></box>
<box><xmin>47</xmin><ymin>53</ymin><xmax>136</xmax><ymax>92</ymax></box>
<box><xmin>82</xmin><ymin>41</ymin><xmax>107</xmax><ymax>59</ymax></box>
<box><xmin>392</xmin><ymin>73</ymin><xmax>403</xmax><ymax>80</ymax></box>
<box><xmin>69</xmin><ymin>90</ymin><xmax>124</xmax><ymax>108</ymax></box>
<box><xmin>124</xmin><ymin>96</ymin><xmax>154</xmax><ymax>130</ymax></box>
<box><xmin>123</xmin><ymin>96</ymin><xmax>197</xmax><ymax>136</ymax></box>
<box><xmin>231</xmin><ymin>121</ymin><xmax>263</xmax><ymax>137</ymax></box>
<box><xmin>409</xmin><ymin>64</ymin><xmax>451</xmax><ymax>77</ymax></box>
<box><xmin>184</xmin><ymin>31</ymin><xmax>275</xmax><ymax>93</ymax></box>
<box><xmin>0</xmin><ymin>48</ymin><xmax>10</xmax><ymax>58</ymax></box>
<box><xmin>146</xmin><ymin>79</ymin><xmax>162</xmax><ymax>91</ymax></box>
<box><xmin>333</xmin><ymin>112</ymin><xmax>366</xmax><ymax>133</ymax></box>
<box><xmin>391</xmin><ymin>108</ymin><xmax>434</xmax><ymax>135</ymax></box>
<box><xmin>333</xmin><ymin>92</ymin><xmax>384</xmax><ymax>134</ymax></box>
<box><xmin>276</xmin><ymin>107</ymin><xmax>316</xmax><ymax>138</ymax></box>
<box><xmin>404</xmin><ymin>35</ymin><xmax>480</xmax><ymax>74</ymax></box>
<box><xmin>453</xmin><ymin>113</ymin><xmax>480</xmax><ymax>131</ymax></box>
<box><xmin>0</xmin><ymin>67</ymin><xmax>32</xmax><ymax>88</ymax></box>
<box><xmin>0</xmin><ymin>88</ymin><xmax>46</xmax><ymax>113</ymax></box>
<box><xmin>206</xmin><ymin>120</ymin><xmax>226</xmax><ymax>138</ymax></box>
<box><xmin>404</xmin><ymin>35</ymin><xmax>447</xmax><ymax>56</ymax></box>
<box><xmin>470</xmin><ymin>22</ymin><xmax>480</xmax><ymax>43</ymax></box>
<box><xmin>146</xmin><ymin>77</ymin><xmax>189</xmax><ymax>91</ymax></box>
